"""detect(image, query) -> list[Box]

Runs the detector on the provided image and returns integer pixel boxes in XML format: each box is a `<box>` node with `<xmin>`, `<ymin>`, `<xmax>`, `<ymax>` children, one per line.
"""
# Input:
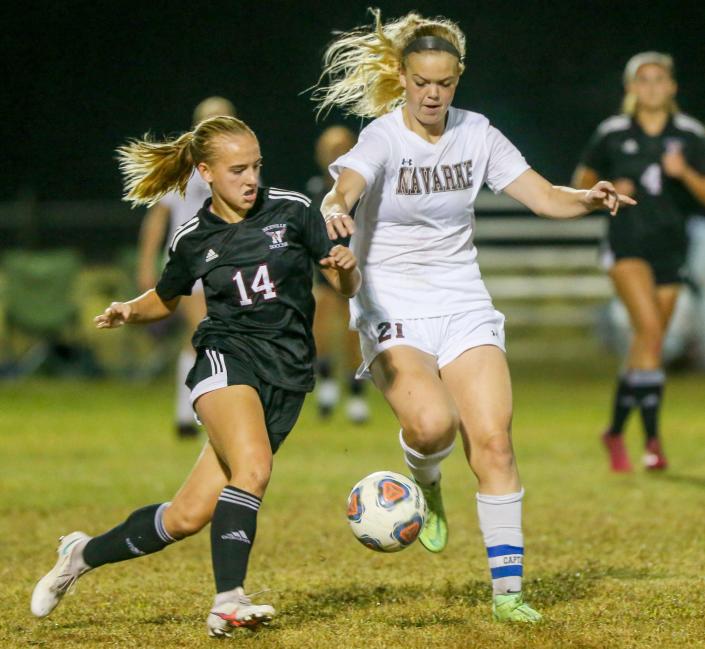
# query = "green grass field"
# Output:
<box><xmin>1</xmin><ymin>358</ymin><xmax>704</xmax><ymax>648</ymax></box>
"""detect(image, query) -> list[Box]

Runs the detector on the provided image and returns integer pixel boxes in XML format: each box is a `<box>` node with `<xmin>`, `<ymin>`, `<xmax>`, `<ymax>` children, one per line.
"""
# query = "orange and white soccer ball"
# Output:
<box><xmin>346</xmin><ymin>471</ymin><xmax>427</xmax><ymax>552</ymax></box>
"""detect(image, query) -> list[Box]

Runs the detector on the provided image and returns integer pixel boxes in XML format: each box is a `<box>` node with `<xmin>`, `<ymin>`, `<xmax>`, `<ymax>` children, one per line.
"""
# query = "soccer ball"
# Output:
<box><xmin>346</xmin><ymin>471</ymin><xmax>427</xmax><ymax>552</ymax></box>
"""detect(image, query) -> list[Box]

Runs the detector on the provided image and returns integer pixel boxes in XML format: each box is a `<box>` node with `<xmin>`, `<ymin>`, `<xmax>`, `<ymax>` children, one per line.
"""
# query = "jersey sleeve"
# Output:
<box><xmin>158</xmin><ymin>189</ymin><xmax>179</xmax><ymax>211</ymax></box>
<box><xmin>329</xmin><ymin>123</ymin><xmax>390</xmax><ymax>188</ymax></box>
<box><xmin>155</xmin><ymin>244</ymin><xmax>195</xmax><ymax>300</ymax></box>
<box><xmin>300</xmin><ymin>204</ymin><xmax>335</xmax><ymax>263</ymax></box>
<box><xmin>484</xmin><ymin>125</ymin><xmax>531</xmax><ymax>194</ymax></box>
<box><xmin>579</xmin><ymin>128</ymin><xmax>610</xmax><ymax>176</ymax></box>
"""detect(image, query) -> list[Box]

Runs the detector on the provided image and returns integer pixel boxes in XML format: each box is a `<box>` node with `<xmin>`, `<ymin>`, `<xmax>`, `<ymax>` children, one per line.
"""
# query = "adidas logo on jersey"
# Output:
<box><xmin>621</xmin><ymin>138</ymin><xmax>638</xmax><ymax>154</ymax></box>
<box><xmin>221</xmin><ymin>530</ymin><xmax>251</xmax><ymax>544</ymax></box>
<box><xmin>205</xmin><ymin>249</ymin><xmax>219</xmax><ymax>262</ymax></box>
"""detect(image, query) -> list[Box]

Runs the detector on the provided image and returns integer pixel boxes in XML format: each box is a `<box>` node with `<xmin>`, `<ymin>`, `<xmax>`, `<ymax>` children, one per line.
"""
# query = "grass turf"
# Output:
<box><xmin>1</xmin><ymin>359</ymin><xmax>704</xmax><ymax>648</ymax></box>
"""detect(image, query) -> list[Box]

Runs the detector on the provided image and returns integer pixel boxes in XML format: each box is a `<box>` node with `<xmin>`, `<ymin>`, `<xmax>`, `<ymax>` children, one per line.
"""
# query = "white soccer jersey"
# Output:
<box><xmin>161</xmin><ymin>172</ymin><xmax>211</xmax><ymax>249</ymax></box>
<box><xmin>330</xmin><ymin>106</ymin><xmax>530</xmax><ymax>325</ymax></box>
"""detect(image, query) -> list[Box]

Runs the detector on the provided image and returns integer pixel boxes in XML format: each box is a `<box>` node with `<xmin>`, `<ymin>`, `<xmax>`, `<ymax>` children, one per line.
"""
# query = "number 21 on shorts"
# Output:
<box><xmin>377</xmin><ymin>321</ymin><xmax>404</xmax><ymax>343</ymax></box>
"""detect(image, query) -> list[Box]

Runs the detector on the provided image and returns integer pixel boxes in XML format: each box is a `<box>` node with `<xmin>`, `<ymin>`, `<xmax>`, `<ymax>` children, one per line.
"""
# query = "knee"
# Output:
<box><xmin>231</xmin><ymin>455</ymin><xmax>273</xmax><ymax>496</ymax></box>
<box><xmin>472</xmin><ymin>430</ymin><xmax>515</xmax><ymax>474</ymax></box>
<box><xmin>404</xmin><ymin>409</ymin><xmax>458</xmax><ymax>454</ymax></box>
<box><xmin>164</xmin><ymin>503</ymin><xmax>212</xmax><ymax>539</ymax></box>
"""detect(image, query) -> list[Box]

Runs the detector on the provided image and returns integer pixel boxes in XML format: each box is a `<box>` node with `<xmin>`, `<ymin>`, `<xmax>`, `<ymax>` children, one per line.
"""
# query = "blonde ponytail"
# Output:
<box><xmin>117</xmin><ymin>116</ymin><xmax>256</xmax><ymax>207</ymax></box>
<box><xmin>313</xmin><ymin>8</ymin><xmax>465</xmax><ymax>119</ymax></box>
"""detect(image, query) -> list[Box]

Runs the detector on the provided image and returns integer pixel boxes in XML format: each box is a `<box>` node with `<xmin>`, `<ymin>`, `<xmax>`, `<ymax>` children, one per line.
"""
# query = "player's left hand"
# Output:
<box><xmin>585</xmin><ymin>180</ymin><xmax>637</xmax><ymax>216</ymax></box>
<box><xmin>319</xmin><ymin>244</ymin><xmax>357</xmax><ymax>271</ymax></box>
<box><xmin>324</xmin><ymin>212</ymin><xmax>356</xmax><ymax>240</ymax></box>
<box><xmin>662</xmin><ymin>150</ymin><xmax>687</xmax><ymax>179</ymax></box>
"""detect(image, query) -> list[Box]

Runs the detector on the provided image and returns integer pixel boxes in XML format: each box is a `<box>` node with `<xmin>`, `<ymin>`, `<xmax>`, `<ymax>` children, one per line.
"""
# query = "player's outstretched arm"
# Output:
<box><xmin>320</xmin><ymin>168</ymin><xmax>366</xmax><ymax>240</ymax></box>
<box><xmin>504</xmin><ymin>168</ymin><xmax>637</xmax><ymax>219</ymax></box>
<box><xmin>319</xmin><ymin>245</ymin><xmax>361</xmax><ymax>298</ymax></box>
<box><xmin>94</xmin><ymin>289</ymin><xmax>180</xmax><ymax>329</ymax></box>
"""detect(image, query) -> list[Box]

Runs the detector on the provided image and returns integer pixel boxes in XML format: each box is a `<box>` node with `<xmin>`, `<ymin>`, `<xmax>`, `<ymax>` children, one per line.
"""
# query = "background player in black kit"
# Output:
<box><xmin>573</xmin><ymin>52</ymin><xmax>705</xmax><ymax>472</ymax></box>
<box><xmin>30</xmin><ymin>116</ymin><xmax>361</xmax><ymax>637</ymax></box>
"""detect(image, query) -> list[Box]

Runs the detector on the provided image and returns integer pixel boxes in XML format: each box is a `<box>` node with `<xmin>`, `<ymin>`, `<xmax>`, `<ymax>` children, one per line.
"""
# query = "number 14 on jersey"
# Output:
<box><xmin>233</xmin><ymin>264</ymin><xmax>277</xmax><ymax>306</ymax></box>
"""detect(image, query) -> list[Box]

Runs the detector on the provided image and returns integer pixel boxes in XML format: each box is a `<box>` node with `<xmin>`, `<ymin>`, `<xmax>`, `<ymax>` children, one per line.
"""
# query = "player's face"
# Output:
<box><xmin>629</xmin><ymin>64</ymin><xmax>677</xmax><ymax>112</ymax></box>
<box><xmin>198</xmin><ymin>133</ymin><xmax>262</xmax><ymax>215</ymax></box>
<box><xmin>400</xmin><ymin>51</ymin><xmax>460</xmax><ymax>128</ymax></box>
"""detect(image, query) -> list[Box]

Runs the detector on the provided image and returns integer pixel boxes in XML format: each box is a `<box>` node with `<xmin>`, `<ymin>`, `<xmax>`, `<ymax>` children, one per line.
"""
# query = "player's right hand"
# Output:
<box><xmin>94</xmin><ymin>302</ymin><xmax>132</xmax><ymax>329</ymax></box>
<box><xmin>324</xmin><ymin>212</ymin><xmax>355</xmax><ymax>240</ymax></box>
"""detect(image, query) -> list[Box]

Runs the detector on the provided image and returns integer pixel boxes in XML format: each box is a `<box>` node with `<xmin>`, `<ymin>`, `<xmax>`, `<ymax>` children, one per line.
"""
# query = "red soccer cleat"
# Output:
<box><xmin>601</xmin><ymin>431</ymin><xmax>633</xmax><ymax>472</ymax></box>
<box><xmin>643</xmin><ymin>438</ymin><xmax>668</xmax><ymax>470</ymax></box>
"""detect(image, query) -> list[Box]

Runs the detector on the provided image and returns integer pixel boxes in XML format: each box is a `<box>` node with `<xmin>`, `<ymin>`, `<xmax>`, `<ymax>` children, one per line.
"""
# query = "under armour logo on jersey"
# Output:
<box><xmin>401</xmin><ymin>158</ymin><xmax>413</xmax><ymax>166</ymax></box>
<box><xmin>221</xmin><ymin>530</ymin><xmax>251</xmax><ymax>544</ymax></box>
<box><xmin>262</xmin><ymin>223</ymin><xmax>288</xmax><ymax>249</ymax></box>
<box><xmin>205</xmin><ymin>249</ymin><xmax>219</xmax><ymax>262</ymax></box>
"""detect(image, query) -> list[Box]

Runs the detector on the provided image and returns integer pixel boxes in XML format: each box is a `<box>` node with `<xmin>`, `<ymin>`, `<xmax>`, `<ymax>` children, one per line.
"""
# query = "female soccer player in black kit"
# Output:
<box><xmin>573</xmin><ymin>52</ymin><xmax>705</xmax><ymax>472</ymax></box>
<box><xmin>31</xmin><ymin>116</ymin><xmax>361</xmax><ymax>637</ymax></box>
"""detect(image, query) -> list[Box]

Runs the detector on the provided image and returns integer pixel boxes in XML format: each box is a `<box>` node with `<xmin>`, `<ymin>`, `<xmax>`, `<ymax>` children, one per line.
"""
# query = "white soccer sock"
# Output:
<box><xmin>399</xmin><ymin>429</ymin><xmax>455</xmax><ymax>486</ymax></box>
<box><xmin>176</xmin><ymin>349</ymin><xmax>196</xmax><ymax>425</ymax></box>
<box><xmin>476</xmin><ymin>488</ymin><xmax>525</xmax><ymax>595</ymax></box>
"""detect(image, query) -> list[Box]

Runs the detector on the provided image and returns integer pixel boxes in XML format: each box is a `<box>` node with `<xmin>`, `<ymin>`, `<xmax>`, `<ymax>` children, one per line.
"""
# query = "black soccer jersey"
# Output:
<box><xmin>580</xmin><ymin>113</ymin><xmax>705</xmax><ymax>258</ymax></box>
<box><xmin>155</xmin><ymin>187</ymin><xmax>335</xmax><ymax>393</ymax></box>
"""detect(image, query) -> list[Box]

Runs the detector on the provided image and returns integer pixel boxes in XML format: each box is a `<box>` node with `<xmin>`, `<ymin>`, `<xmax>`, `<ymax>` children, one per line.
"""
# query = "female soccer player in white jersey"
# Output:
<box><xmin>314</xmin><ymin>9</ymin><xmax>635</xmax><ymax>622</ymax></box>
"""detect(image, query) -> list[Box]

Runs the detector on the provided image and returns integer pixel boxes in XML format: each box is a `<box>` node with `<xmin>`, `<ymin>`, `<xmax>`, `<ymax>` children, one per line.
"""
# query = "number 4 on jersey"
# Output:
<box><xmin>233</xmin><ymin>264</ymin><xmax>277</xmax><ymax>306</ymax></box>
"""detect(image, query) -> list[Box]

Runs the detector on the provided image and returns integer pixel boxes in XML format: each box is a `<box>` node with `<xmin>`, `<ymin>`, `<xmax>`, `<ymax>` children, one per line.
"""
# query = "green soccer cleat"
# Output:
<box><xmin>416</xmin><ymin>480</ymin><xmax>448</xmax><ymax>553</ymax></box>
<box><xmin>492</xmin><ymin>593</ymin><xmax>542</xmax><ymax>623</ymax></box>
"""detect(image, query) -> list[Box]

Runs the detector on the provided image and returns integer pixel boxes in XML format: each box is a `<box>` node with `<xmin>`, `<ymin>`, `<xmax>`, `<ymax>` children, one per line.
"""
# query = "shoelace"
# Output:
<box><xmin>239</xmin><ymin>588</ymin><xmax>271</xmax><ymax>605</ymax></box>
<box><xmin>52</xmin><ymin>571</ymin><xmax>80</xmax><ymax>596</ymax></box>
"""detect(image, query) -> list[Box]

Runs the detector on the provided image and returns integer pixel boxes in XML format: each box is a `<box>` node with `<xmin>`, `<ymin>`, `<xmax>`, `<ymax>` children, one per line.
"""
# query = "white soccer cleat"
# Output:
<box><xmin>207</xmin><ymin>588</ymin><xmax>275</xmax><ymax>637</ymax></box>
<box><xmin>346</xmin><ymin>396</ymin><xmax>370</xmax><ymax>424</ymax></box>
<box><xmin>31</xmin><ymin>531</ymin><xmax>91</xmax><ymax>618</ymax></box>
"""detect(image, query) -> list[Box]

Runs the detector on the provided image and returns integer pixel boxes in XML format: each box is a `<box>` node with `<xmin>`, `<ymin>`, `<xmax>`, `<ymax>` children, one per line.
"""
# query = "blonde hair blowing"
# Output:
<box><xmin>313</xmin><ymin>8</ymin><xmax>466</xmax><ymax>119</ymax></box>
<box><xmin>117</xmin><ymin>116</ymin><xmax>255</xmax><ymax>207</ymax></box>
<box><xmin>621</xmin><ymin>51</ymin><xmax>678</xmax><ymax>116</ymax></box>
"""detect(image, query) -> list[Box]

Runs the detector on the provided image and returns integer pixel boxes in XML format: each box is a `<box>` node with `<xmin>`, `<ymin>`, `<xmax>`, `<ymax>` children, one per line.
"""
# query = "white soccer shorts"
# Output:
<box><xmin>355</xmin><ymin>308</ymin><xmax>506</xmax><ymax>379</ymax></box>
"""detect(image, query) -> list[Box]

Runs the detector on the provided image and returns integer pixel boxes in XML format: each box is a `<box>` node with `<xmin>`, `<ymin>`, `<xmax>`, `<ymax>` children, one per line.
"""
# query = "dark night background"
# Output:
<box><xmin>3</xmin><ymin>1</ymin><xmax>705</xmax><ymax>202</ymax></box>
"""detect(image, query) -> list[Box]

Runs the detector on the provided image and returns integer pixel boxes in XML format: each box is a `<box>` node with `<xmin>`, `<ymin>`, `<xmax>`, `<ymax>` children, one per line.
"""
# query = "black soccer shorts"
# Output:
<box><xmin>186</xmin><ymin>347</ymin><xmax>305</xmax><ymax>453</ymax></box>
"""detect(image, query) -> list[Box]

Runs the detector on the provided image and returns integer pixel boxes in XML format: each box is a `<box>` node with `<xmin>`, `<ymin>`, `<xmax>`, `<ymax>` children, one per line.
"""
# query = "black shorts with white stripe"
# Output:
<box><xmin>185</xmin><ymin>347</ymin><xmax>306</xmax><ymax>453</ymax></box>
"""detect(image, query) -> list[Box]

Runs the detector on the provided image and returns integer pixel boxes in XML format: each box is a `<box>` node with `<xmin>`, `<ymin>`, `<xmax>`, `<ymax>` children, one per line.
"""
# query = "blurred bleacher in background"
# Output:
<box><xmin>1</xmin><ymin>191</ymin><xmax>703</xmax><ymax>379</ymax></box>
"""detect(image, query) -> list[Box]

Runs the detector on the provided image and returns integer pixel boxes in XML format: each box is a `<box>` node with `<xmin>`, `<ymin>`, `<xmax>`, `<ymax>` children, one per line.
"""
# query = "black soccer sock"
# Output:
<box><xmin>348</xmin><ymin>373</ymin><xmax>365</xmax><ymax>396</ymax></box>
<box><xmin>82</xmin><ymin>502</ymin><xmax>175</xmax><ymax>568</ymax></box>
<box><xmin>607</xmin><ymin>374</ymin><xmax>636</xmax><ymax>435</ymax></box>
<box><xmin>317</xmin><ymin>357</ymin><xmax>333</xmax><ymax>380</ymax></box>
<box><xmin>629</xmin><ymin>369</ymin><xmax>665</xmax><ymax>442</ymax></box>
<box><xmin>211</xmin><ymin>486</ymin><xmax>261</xmax><ymax>593</ymax></box>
